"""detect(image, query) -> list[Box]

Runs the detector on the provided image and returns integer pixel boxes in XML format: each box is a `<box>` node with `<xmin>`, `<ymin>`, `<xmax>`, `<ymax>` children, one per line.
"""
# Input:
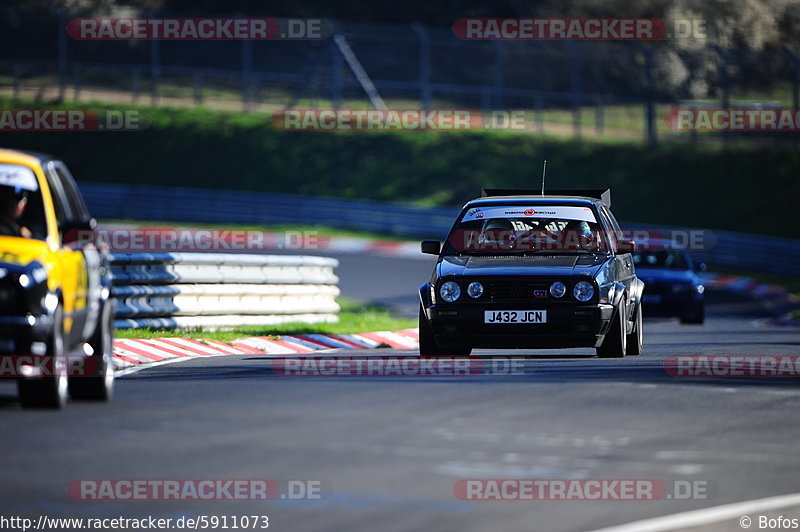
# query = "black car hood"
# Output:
<box><xmin>437</xmin><ymin>254</ymin><xmax>608</xmax><ymax>278</ymax></box>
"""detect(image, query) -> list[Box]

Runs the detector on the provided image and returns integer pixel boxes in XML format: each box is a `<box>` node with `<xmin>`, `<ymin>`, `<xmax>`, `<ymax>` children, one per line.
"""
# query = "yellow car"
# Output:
<box><xmin>0</xmin><ymin>148</ymin><xmax>114</xmax><ymax>408</ymax></box>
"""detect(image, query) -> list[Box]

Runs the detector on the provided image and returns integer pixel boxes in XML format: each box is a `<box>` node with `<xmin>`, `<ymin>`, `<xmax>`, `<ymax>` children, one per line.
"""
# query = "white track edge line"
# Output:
<box><xmin>589</xmin><ymin>492</ymin><xmax>800</xmax><ymax>532</ymax></box>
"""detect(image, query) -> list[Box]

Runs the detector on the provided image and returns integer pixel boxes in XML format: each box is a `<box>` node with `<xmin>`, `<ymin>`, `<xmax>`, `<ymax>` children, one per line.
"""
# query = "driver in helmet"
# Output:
<box><xmin>0</xmin><ymin>185</ymin><xmax>31</xmax><ymax>238</ymax></box>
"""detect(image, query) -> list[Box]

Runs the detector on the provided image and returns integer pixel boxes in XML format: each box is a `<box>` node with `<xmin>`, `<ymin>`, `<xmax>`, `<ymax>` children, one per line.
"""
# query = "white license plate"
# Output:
<box><xmin>484</xmin><ymin>310</ymin><xmax>547</xmax><ymax>324</ymax></box>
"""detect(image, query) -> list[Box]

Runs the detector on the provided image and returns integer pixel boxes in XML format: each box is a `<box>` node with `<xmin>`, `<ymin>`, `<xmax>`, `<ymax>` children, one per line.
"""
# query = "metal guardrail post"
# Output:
<box><xmin>410</xmin><ymin>23</ymin><xmax>431</xmax><ymax>111</ymax></box>
<box><xmin>333</xmin><ymin>34</ymin><xmax>387</xmax><ymax>110</ymax></box>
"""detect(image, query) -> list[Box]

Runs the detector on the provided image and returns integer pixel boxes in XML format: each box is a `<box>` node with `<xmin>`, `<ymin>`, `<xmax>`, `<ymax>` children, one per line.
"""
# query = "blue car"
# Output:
<box><xmin>633</xmin><ymin>241</ymin><xmax>705</xmax><ymax>324</ymax></box>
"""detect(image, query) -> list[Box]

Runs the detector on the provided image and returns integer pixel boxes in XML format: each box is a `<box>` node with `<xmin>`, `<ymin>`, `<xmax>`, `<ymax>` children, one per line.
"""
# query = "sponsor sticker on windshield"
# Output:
<box><xmin>462</xmin><ymin>206</ymin><xmax>596</xmax><ymax>223</ymax></box>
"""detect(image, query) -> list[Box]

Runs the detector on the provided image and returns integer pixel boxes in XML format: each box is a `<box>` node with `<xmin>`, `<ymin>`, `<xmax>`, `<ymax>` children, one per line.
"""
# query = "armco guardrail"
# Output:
<box><xmin>84</xmin><ymin>183</ymin><xmax>800</xmax><ymax>278</ymax></box>
<box><xmin>81</xmin><ymin>182</ymin><xmax>459</xmax><ymax>240</ymax></box>
<box><xmin>110</xmin><ymin>252</ymin><xmax>340</xmax><ymax>329</ymax></box>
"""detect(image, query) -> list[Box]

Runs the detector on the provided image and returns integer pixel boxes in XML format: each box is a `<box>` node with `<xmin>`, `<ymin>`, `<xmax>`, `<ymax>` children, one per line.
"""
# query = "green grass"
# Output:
<box><xmin>115</xmin><ymin>298</ymin><xmax>417</xmax><ymax>341</ymax></box>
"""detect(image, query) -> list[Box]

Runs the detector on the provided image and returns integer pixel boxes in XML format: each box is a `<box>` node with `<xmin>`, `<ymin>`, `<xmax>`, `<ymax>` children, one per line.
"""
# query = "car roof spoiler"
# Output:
<box><xmin>481</xmin><ymin>188</ymin><xmax>611</xmax><ymax>207</ymax></box>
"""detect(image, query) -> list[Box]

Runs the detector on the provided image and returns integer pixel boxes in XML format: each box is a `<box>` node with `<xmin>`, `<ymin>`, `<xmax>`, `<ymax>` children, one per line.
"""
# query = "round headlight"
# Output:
<box><xmin>549</xmin><ymin>281</ymin><xmax>566</xmax><ymax>298</ymax></box>
<box><xmin>440</xmin><ymin>281</ymin><xmax>461</xmax><ymax>302</ymax></box>
<box><xmin>573</xmin><ymin>281</ymin><xmax>595</xmax><ymax>302</ymax></box>
<box><xmin>467</xmin><ymin>281</ymin><xmax>484</xmax><ymax>299</ymax></box>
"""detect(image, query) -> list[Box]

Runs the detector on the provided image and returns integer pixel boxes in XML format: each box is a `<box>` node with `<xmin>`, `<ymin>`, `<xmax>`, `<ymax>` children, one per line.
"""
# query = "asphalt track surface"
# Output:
<box><xmin>3</xmin><ymin>253</ymin><xmax>800</xmax><ymax>532</ymax></box>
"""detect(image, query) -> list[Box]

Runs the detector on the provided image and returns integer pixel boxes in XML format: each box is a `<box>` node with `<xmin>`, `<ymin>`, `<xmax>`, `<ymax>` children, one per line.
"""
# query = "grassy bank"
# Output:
<box><xmin>1</xmin><ymin>96</ymin><xmax>798</xmax><ymax>237</ymax></box>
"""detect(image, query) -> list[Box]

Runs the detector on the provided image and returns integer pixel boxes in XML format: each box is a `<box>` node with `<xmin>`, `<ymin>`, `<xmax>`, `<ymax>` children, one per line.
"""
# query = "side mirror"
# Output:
<box><xmin>421</xmin><ymin>240</ymin><xmax>441</xmax><ymax>255</ymax></box>
<box><xmin>61</xmin><ymin>218</ymin><xmax>97</xmax><ymax>245</ymax></box>
<box><xmin>695</xmin><ymin>262</ymin><xmax>707</xmax><ymax>272</ymax></box>
<box><xmin>617</xmin><ymin>239</ymin><xmax>636</xmax><ymax>253</ymax></box>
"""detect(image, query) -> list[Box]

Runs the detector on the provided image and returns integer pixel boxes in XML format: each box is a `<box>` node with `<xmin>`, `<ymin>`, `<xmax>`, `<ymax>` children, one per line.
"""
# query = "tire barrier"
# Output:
<box><xmin>110</xmin><ymin>253</ymin><xmax>340</xmax><ymax>329</ymax></box>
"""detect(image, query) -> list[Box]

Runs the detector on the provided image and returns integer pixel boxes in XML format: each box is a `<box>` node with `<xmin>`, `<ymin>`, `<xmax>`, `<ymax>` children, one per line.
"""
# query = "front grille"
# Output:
<box><xmin>486</xmin><ymin>280</ymin><xmax>552</xmax><ymax>302</ymax></box>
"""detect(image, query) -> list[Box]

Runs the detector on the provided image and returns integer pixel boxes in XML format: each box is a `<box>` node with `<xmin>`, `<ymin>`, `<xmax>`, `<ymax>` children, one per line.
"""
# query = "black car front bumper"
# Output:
<box><xmin>0</xmin><ymin>314</ymin><xmax>53</xmax><ymax>355</ymax></box>
<box><xmin>424</xmin><ymin>302</ymin><xmax>615</xmax><ymax>349</ymax></box>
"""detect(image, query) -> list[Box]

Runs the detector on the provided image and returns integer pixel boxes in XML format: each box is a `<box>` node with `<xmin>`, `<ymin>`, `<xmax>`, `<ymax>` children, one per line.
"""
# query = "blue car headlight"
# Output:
<box><xmin>573</xmin><ymin>281</ymin><xmax>595</xmax><ymax>302</ymax></box>
<box><xmin>440</xmin><ymin>281</ymin><xmax>461</xmax><ymax>303</ymax></box>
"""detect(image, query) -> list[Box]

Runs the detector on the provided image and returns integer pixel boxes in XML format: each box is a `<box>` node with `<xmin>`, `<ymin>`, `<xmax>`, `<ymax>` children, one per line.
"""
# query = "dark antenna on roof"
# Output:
<box><xmin>540</xmin><ymin>160</ymin><xmax>547</xmax><ymax>196</ymax></box>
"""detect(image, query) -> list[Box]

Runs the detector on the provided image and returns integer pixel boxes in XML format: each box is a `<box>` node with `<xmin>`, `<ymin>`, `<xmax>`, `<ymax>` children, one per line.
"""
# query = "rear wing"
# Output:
<box><xmin>481</xmin><ymin>188</ymin><xmax>611</xmax><ymax>207</ymax></box>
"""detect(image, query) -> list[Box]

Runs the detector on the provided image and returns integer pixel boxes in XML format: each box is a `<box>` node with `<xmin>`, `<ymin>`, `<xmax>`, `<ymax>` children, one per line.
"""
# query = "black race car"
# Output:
<box><xmin>633</xmin><ymin>240</ymin><xmax>705</xmax><ymax>324</ymax></box>
<box><xmin>418</xmin><ymin>189</ymin><xmax>644</xmax><ymax>358</ymax></box>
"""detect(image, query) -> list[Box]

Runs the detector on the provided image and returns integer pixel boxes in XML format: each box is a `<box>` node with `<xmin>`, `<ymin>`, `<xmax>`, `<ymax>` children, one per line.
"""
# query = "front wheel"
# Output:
<box><xmin>597</xmin><ymin>300</ymin><xmax>627</xmax><ymax>358</ymax></box>
<box><xmin>625</xmin><ymin>302</ymin><xmax>643</xmax><ymax>356</ymax></box>
<box><xmin>18</xmin><ymin>306</ymin><xmax>68</xmax><ymax>409</ymax></box>
<box><xmin>69</xmin><ymin>301</ymin><xmax>115</xmax><ymax>401</ymax></box>
<box><xmin>418</xmin><ymin>305</ymin><xmax>471</xmax><ymax>358</ymax></box>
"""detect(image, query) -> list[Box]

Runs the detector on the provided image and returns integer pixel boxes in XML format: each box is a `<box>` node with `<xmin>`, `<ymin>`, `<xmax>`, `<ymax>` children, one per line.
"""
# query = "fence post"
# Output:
<box><xmin>633</xmin><ymin>42</ymin><xmax>657</xmax><ymax>145</ymax></box>
<box><xmin>132</xmin><ymin>67</ymin><xmax>141</xmax><ymax>104</ymax></box>
<box><xmin>331</xmin><ymin>40</ymin><xmax>342</xmax><ymax>108</ymax></box>
<box><xmin>150</xmin><ymin>39</ymin><xmax>160</xmax><ymax>105</ymax></box>
<box><xmin>566</xmin><ymin>41</ymin><xmax>581</xmax><ymax>138</ymax></box>
<box><xmin>411</xmin><ymin>23</ymin><xmax>431</xmax><ymax>111</ymax></box>
<box><xmin>534</xmin><ymin>95</ymin><xmax>544</xmax><ymax>134</ymax></box>
<box><xmin>595</xmin><ymin>98</ymin><xmax>604</xmax><ymax>135</ymax></box>
<box><xmin>784</xmin><ymin>47</ymin><xmax>800</xmax><ymax>111</ymax></box>
<box><xmin>194</xmin><ymin>71</ymin><xmax>203</xmax><ymax>105</ymax></box>
<box><xmin>58</xmin><ymin>8</ymin><xmax>67</xmax><ymax>101</ymax></box>
<box><xmin>242</xmin><ymin>36</ymin><xmax>253</xmax><ymax>112</ymax></box>
<box><xmin>13</xmin><ymin>64</ymin><xmax>21</xmax><ymax>99</ymax></box>
<box><xmin>711</xmin><ymin>45</ymin><xmax>730</xmax><ymax>144</ymax></box>
<box><xmin>73</xmin><ymin>65</ymin><xmax>81</xmax><ymax>101</ymax></box>
<box><xmin>492</xmin><ymin>40</ymin><xmax>503</xmax><ymax>109</ymax></box>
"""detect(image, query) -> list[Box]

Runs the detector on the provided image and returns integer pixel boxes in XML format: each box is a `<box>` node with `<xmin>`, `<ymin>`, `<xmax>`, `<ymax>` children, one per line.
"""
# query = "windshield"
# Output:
<box><xmin>443</xmin><ymin>205</ymin><xmax>608</xmax><ymax>255</ymax></box>
<box><xmin>633</xmin><ymin>249</ymin><xmax>690</xmax><ymax>270</ymax></box>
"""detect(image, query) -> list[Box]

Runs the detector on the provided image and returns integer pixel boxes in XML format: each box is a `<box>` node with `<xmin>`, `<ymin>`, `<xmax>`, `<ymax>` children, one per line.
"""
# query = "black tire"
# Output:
<box><xmin>680</xmin><ymin>305</ymin><xmax>705</xmax><ymax>325</ymax></box>
<box><xmin>69</xmin><ymin>301</ymin><xmax>114</xmax><ymax>401</ymax></box>
<box><xmin>597</xmin><ymin>300</ymin><xmax>627</xmax><ymax>358</ymax></box>
<box><xmin>18</xmin><ymin>306</ymin><xmax>68</xmax><ymax>409</ymax></box>
<box><xmin>625</xmin><ymin>302</ymin><xmax>643</xmax><ymax>356</ymax></box>
<box><xmin>418</xmin><ymin>305</ymin><xmax>471</xmax><ymax>358</ymax></box>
